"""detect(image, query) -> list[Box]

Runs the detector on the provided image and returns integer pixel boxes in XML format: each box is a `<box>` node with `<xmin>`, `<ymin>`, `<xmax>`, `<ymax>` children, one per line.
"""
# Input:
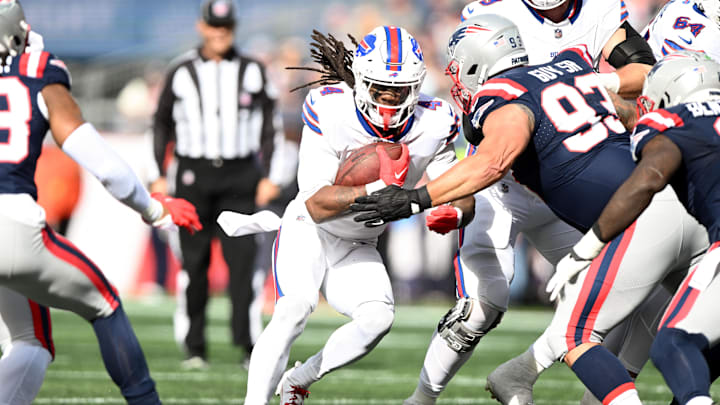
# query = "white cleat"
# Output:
<box><xmin>276</xmin><ymin>361</ymin><xmax>309</xmax><ymax>405</ymax></box>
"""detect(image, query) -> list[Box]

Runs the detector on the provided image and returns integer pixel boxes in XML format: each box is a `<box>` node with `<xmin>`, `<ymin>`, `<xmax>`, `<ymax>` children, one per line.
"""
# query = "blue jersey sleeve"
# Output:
<box><xmin>18</xmin><ymin>51</ymin><xmax>71</xmax><ymax>90</ymax></box>
<box><xmin>630</xmin><ymin>109</ymin><xmax>685</xmax><ymax>161</ymax></box>
<box><xmin>42</xmin><ymin>54</ymin><xmax>71</xmax><ymax>90</ymax></box>
<box><xmin>469</xmin><ymin>77</ymin><xmax>529</xmax><ymax>132</ymax></box>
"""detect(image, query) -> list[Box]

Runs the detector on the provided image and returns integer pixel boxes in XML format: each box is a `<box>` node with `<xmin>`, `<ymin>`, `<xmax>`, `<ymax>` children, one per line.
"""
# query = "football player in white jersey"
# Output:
<box><xmin>402</xmin><ymin>2</ymin><xmax>657</xmax><ymax>404</ymax></box>
<box><xmin>242</xmin><ymin>27</ymin><xmax>474</xmax><ymax>405</ymax></box>
<box><xmin>642</xmin><ymin>0</ymin><xmax>720</xmax><ymax>61</ymax></box>
<box><xmin>461</xmin><ymin>0</ymin><xmax>656</xmax><ymax>98</ymax></box>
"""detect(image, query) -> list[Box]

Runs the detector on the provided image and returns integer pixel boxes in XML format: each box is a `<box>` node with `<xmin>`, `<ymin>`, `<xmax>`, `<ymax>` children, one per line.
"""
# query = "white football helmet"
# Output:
<box><xmin>637</xmin><ymin>50</ymin><xmax>720</xmax><ymax>114</ymax></box>
<box><xmin>352</xmin><ymin>26</ymin><xmax>426</xmax><ymax>131</ymax></box>
<box><xmin>695</xmin><ymin>0</ymin><xmax>720</xmax><ymax>30</ymax></box>
<box><xmin>446</xmin><ymin>14</ymin><xmax>528</xmax><ymax>114</ymax></box>
<box><xmin>0</xmin><ymin>0</ymin><xmax>28</xmax><ymax>58</ymax></box>
<box><xmin>522</xmin><ymin>0</ymin><xmax>569</xmax><ymax>10</ymax></box>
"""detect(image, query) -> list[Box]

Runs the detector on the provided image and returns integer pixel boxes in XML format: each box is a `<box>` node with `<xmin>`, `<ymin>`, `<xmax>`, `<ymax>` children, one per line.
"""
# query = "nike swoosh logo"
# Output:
<box><xmin>467</xmin><ymin>6</ymin><xmax>474</xmax><ymax>13</ymax></box>
<box><xmin>394</xmin><ymin>167</ymin><xmax>408</xmax><ymax>179</ymax></box>
<box><xmin>679</xmin><ymin>36</ymin><xmax>693</xmax><ymax>45</ymax></box>
<box><xmin>309</xmin><ymin>95</ymin><xmax>316</xmax><ymax>105</ymax></box>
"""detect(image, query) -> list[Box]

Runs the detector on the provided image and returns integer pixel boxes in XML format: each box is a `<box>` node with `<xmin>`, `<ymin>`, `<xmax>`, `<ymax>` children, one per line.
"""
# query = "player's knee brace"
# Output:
<box><xmin>273</xmin><ymin>296</ymin><xmax>313</xmax><ymax>330</ymax></box>
<box><xmin>438</xmin><ymin>297</ymin><xmax>503</xmax><ymax>353</ymax></box>
<box><xmin>353</xmin><ymin>301</ymin><xmax>395</xmax><ymax>340</ymax></box>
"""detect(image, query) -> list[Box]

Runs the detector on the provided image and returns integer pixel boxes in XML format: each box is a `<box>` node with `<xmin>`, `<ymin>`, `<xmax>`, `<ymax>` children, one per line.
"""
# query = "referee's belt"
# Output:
<box><xmin>176</xmin><ymin>155</ymin><xmax>254</xmax><ymax>168</ymax></box>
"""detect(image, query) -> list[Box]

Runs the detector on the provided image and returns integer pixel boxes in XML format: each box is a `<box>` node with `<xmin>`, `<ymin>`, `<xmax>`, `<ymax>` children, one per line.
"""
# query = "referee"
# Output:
<box><xmin>151</xmin><ymin>0</ymin><xmax>295</xmax><ymax>369</ymax></box>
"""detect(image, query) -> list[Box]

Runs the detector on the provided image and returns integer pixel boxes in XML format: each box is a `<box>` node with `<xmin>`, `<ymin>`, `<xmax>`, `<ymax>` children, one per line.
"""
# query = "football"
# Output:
<box><xmin>334</xmin><ymin>142</ymin><xmax>404</xmax><ymax>186</ymax></box>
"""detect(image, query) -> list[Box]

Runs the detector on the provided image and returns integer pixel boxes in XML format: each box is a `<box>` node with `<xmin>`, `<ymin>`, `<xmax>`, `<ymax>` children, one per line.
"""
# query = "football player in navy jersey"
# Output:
<box><xmin>353</xmin><ymin>14</ymin><xmax>708</xmax><ymax>405</ymax></box>
<box><xmin>0</xmin><ymin>1</ymin><xmax>201</xmax><ymax>404</ymax></box>
<box><xmin>556</xmin><ymin>51</ymin><xmax>720</xmax><ymax>405</ymax></box>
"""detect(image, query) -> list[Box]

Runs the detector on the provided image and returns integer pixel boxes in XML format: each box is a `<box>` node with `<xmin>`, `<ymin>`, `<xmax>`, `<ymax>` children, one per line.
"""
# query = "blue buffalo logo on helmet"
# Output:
<box><xmin>411</xmin><ymin>37</ymin><xmax>423</xmax><ymax>62</ymax></box>
<box><xmin>448</xmin><ymin>25</ymin><xmax>491</xmax><ymax>54</ymax></box>
<box><xmin>356</xmin><ymin>34</ymin><xmax>377</xmax><ymax>57</ymax></box>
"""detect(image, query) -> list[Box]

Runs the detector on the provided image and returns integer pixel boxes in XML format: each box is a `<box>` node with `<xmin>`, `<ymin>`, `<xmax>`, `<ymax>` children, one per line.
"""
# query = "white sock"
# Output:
<box><xmin>531</xmin><ymin>330</ymin><xmax>556</xmax><ymax>371</ymax></box>
<box><xmin>0</xmin><ymin>342</ymin><xmax>51</xmax><ymax>405</ymax></box>
<box><xmin>686</xmin><ymin>396</ymin><xmax>714</xmax><ymax>405</ymax></box>
<box><xmin>412</xmin><ymin>330</ymin><xmax>474</xmax><ymax>400</ymax></box>
<box><xmin>289</xmin><ymin>301</ymin><xmax>394</xmax><ymax>388</ymax></box>
<box><xmin>607</xmin><ymin>389</ymin><xmax>642</xmax><ymax>405</ymax></box>
<box><xmin>244</xmin><ymin>297</ymin><xmax>311</xmax><ymax>405</ymax></box>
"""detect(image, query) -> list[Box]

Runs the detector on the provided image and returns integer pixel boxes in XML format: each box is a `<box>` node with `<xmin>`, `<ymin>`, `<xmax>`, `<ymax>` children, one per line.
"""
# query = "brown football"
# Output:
<box><xmin>334</xmin><ymin>142</ymin><xmax>404</xmax><ymax>186</ymax></box>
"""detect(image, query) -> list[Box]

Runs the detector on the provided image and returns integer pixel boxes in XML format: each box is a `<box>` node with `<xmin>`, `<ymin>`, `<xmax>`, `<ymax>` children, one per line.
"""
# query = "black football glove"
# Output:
<box><xmin>351</xmin><ymin>185</ymin><xmax>432</xmax><ymax>227</ymax></box>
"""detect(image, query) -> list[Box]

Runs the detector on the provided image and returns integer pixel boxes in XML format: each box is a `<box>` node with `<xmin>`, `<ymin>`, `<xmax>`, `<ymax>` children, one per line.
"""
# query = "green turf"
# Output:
<box><xmin>32</xmin><ymin>296</ymin><xmax>714</xmax><ymax>404</ymax></box>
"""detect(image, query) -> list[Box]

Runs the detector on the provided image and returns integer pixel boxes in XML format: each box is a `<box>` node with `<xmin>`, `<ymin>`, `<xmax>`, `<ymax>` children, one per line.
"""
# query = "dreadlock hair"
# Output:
<box><xmin>287</xmin><ymin>30</ymin><xmax>358</xmax><ymax>92</ymax></box>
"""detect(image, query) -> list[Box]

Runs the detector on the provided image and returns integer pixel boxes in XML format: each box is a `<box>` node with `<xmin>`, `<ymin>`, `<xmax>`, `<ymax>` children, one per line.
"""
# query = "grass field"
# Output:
<box><xmin>33</xmin><ymin>296</ymin><xmax>714</xmax><ymax>404</ymax></box>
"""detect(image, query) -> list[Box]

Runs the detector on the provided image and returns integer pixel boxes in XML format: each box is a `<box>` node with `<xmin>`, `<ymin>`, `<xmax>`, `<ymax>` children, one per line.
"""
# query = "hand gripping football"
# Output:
<box><xmin>334</xmin><ymin>142</ymin><xmax>404</xmax><ymax>187</ymax></box>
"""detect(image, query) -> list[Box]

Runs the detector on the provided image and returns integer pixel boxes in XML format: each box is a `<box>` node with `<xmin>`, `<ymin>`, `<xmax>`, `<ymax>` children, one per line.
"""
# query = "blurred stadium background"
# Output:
<box><xmin>26</xmin><ymin>0</ymin><xmax>693</xmax><ymax>403</ymax></box>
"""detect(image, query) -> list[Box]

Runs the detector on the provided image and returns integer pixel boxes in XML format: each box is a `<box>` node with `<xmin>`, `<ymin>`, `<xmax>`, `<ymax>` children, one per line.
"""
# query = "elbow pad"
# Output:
<box><xmin>462</xmin><ymin>113</ymin><xmax>484</xmax><ymax>146</ymax></box>
<box><xmin>608</xmin><ymin>21</ymin><xmax>656</xmax><ymax>68</ymax></box>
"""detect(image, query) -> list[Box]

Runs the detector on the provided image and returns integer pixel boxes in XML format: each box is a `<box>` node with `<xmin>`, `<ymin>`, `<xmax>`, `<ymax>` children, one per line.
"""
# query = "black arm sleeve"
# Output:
<box><xmin>608</xmin><ymin>21</ymin><xmax>656</xmax><ymax>68</ymax></box>
<box><xmin>152</xmin><ymin>69</ymin><xmax>178</xmax><ymax>177</ymax></box>
<box><xmin>462</xmin><ymin>113</ymin><xmax>484</xmax><ymax>146</ymax></box>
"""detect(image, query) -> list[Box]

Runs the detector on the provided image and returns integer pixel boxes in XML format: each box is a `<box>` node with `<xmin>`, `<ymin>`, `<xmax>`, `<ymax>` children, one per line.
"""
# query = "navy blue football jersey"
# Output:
<box><xmin>469</xmin><ymin>45</ymin><xmax>637</xmax><ymax>232</ymax></box>
<box><xmin>0</xmin><ymin>51</ymin><xmax>71</xmax><ymax>199</ymax></box>
<box><xmin>631</xmin><ymin>102</ymin><xmax>720</xmax><ymax>242</ymax></box>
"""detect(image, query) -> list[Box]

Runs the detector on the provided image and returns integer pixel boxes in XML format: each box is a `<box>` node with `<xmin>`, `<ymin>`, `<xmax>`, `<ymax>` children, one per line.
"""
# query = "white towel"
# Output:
<box><xmin>217</xmin><ymin>210</ymin><xmax>281</xmax><ymax>237</ymax></box>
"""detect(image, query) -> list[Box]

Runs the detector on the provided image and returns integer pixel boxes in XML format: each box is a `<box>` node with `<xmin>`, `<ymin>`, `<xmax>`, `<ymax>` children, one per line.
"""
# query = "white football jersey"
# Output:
<box><xmin>461</xmin><ymin>0</ymin><xmax>628</xmax><ymax>66</ymax></box>
<box><xmin>642</xmin><ymin>0</ymin><xmax>720</xmax><ymax>61</ymax></box>
<box><xmin>293</xmin><ymin>82</ymin><xmax>459</xmax><ymax>240</ymax></box>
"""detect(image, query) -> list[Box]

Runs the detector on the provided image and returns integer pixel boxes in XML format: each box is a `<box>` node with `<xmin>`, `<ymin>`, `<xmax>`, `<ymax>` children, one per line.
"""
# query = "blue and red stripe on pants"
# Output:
<box><xmin>659</xmin><ymin>240</ymin><xmax>720</xmax><ymax>329</ymax></box>
<box><xmin>566</xmin><ymin>222</ymin><xmax>637</xmax><ymax>350</ymax></box>
<box><xmin>41</xmin><ymin>225</ymin><xmax>120</xmax><ymax>311</ymax></box>
<box><xmin>28</xmin><ymin>300</ymin><xmax>54</xmax><ymax>359</ymax></box>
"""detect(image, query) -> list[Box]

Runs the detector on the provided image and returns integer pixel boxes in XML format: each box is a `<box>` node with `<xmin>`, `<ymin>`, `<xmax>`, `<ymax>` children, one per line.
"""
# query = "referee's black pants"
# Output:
<box><xmin>175</xmin><ymin>156</ymin><xmax>260</xmax><ymax>360</ymax></box>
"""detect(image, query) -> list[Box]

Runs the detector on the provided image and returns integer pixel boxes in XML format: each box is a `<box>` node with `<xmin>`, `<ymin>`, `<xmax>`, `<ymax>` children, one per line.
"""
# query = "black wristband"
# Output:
<box><xmin>410</xmin><ymin>185</ymin><xmax>432</xmax><ymax>214</ymax></box>
<box><xmin>591</xmin><ymin>223</ymin><xmax>610</xmax><ymax>243</ymax></box>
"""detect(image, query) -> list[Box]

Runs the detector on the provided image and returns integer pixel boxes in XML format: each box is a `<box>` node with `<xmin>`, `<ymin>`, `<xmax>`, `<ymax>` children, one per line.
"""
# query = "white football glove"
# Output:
<box><xmin>546</xmin><ymin>228</ymin><xmax>607</xmax><ymax>302</ymax></box>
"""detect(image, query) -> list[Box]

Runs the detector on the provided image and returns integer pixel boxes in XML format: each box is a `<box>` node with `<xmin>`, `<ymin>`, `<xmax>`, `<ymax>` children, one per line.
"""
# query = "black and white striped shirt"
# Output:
<box><xmin>153</xmin><ymin>47</ymin><xmax>294</xmax><ymax>185</ymax></box>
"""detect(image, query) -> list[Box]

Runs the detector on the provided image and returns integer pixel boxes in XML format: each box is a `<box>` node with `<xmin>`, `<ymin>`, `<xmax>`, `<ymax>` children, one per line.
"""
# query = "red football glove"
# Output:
<box><xmin>150</xmin><ymin>193</ymin><xmax>203</xmax><ymax>235</ymax></box>
<box><xmin>378</xmin><ymin>143</ymin><xmax>410</xmax><ymax>187</ymax></box>
<box><xmin>425</xmin><ymin>205</ymin><xmax>462</xmax><ymax>235</ymax></box>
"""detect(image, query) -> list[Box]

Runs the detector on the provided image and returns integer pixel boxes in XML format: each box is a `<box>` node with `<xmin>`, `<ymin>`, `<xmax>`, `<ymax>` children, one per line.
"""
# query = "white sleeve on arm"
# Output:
<box><xmin>425</xmin><ymin>143</ymin><xmax>459</xmax><ymax>180</ymax></box>
<box><xmin>296</xmin><ymin>126</ymin><xmax>340</xmax><ymax>202</ymax></box>
<box><xmin>61</xmin><ymin>123</ymin><xmax>163</xmax><ymax>222</ymax></box>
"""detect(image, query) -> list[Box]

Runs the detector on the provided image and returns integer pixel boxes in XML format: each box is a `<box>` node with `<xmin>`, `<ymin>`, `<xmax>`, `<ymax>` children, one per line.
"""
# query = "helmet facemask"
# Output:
<box><xmin>522</xmin><ymin>0</ymin><xmax>569</xmax><ymax>10</ymax></box>
<box><xmin>355</xmin><ymin>74</ymin><xmax>423</xmax><ymax>131</ymax></box>
<box><xmin>446</xmin><ymin>58</ymin><xmax>487</xmax><ymax>115</ymax></box>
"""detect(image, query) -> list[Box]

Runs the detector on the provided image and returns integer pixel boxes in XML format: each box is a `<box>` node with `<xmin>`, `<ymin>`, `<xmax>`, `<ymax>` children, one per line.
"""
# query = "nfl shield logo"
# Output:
<box><xmin>554</xmin><ymin>29</ymin><xmax>563</xmax><ymax>39</ymax></box>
